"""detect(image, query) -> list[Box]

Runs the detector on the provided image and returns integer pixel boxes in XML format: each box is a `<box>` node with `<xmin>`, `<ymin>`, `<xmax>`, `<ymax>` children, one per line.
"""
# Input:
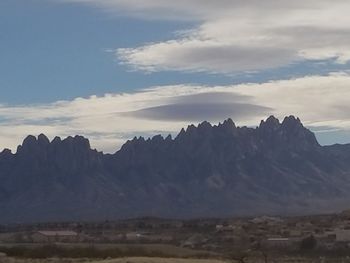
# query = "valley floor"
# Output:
<box><xmin>0</xmin><ymin>257</ymin><xmax>226</xmax><ymax>263</ymax></box>
<box><xmin>3</xmin><ymin>257</ymin><xmax>350</xmax><ymax>263</ymax></box>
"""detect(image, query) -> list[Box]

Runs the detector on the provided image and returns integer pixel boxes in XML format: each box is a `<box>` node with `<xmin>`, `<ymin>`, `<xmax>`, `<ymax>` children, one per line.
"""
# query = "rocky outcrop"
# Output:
<box><xmin>1</xmin><ymin>116</ymin><xmax>350</xmax><ymax>223</ymax></box>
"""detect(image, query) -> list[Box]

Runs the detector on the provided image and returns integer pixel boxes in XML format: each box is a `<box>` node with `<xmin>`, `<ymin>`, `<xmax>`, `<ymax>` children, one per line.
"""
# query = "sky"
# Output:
<box><xmin>1</xmin><ymin>0</ymin><xmax>350</xmax><ymax>153</ymax></box>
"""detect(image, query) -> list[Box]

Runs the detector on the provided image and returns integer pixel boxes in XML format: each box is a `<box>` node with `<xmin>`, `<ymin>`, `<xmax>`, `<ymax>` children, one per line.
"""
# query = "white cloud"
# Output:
<box><xmin>59</xmin><ymin>0</ymin><xmax>350</xmax><ymax>74</ymax></box>
<box><xmin>1</xmin><ymin>72</ymin><xmax>350</xmax><ymax>152</ymax></box>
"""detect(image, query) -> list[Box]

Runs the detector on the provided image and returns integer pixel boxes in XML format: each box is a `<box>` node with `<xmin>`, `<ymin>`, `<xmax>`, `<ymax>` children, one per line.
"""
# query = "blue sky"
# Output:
<box><xmin>0</xmin><ymin>0</ymin><xmax>193</xmax><ymax>103</ymax></box>
<box><xmin>1</xmin><ymin>0</ymin><xmax>350</xmax><ymax>152</ymax></box>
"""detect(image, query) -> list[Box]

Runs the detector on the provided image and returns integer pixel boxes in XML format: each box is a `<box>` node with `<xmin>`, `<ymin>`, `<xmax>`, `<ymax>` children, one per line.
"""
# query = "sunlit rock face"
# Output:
<box><xmin>0</xmin><ymin>116</ymin><xmax>350</xmax><ymax>223</ymax></box>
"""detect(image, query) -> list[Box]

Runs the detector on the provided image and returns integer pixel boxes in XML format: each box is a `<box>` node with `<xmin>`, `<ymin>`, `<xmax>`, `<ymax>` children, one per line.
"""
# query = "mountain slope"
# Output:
<box><xmin>1</xmin><ymin>116</ymin><xmax>350</xmax><ymax>223</ymax></box>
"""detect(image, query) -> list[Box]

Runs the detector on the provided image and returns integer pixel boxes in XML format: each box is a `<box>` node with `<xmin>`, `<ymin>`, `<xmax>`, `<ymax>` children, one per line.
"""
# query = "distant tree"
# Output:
<box><xmin>228</xmin><ymin>237</ymin><xmax>252</xmax><ymax>263</ymax></box>
<box><xmin>252</xmin><ymin>240</ymin><xmax>269</xmax><ymax>263</ymax></box>
<box><xmin>300</xmin><ymin>235</ymin><xmax>317</xmax><ymax>250</ymax></box>
<box><xmin>13</xmin><ymin>232</ymin><xmax>24</xmax><ymax>243</ymax></box>
<box><xmin>75</xmin><ymin>223</ymin><xmax>83</xmax><ymax>233</ymax></box>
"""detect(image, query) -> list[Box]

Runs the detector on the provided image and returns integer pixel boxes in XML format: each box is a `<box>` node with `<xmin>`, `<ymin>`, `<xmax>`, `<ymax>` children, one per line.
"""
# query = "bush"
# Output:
<box><xmin>299</xmin><ymin>235</ymin><xmax>317</xmax><ymax>250</ymax></box>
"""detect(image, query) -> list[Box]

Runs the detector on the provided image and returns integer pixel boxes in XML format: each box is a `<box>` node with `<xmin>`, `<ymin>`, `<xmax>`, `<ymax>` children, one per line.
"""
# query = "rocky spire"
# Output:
<box><xmin>259</xmin><ymin>115</ymin><xmax>281</xmax><ymax>130</ymax></box>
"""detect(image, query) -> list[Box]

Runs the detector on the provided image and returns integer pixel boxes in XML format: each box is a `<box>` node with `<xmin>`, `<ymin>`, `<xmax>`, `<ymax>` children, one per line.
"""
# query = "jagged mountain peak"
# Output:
<box><xmin>1</xmin><ymin>115</ymin><xmax>347</xmax><ymax>223</ymax></box>
<box><xmin>61</xmin><ymin>135</ymin><xmax>91</xmax><ymax>150</ymax></box>
<box><xmin>198</xmin><ymin>120</ymin><xmax>212</xmax><ymax>130</ymax></box>
<box><xmin>219</xmin><ymin>118</ymin><xmax>236</xmax><ymax>129</ymax></box>
<box><xmin>126</xmin><ymin>116</ymin><xmax>317</xmax><ymax>147</ymax></box>
<box><xmin>259</xmin><ymin>115</ymin><xmax>303</xmax><ymax>130</ymax></box>
<box><xmin>281</xmin><ymin>115</ymin><xmax>303</xmax><ymax>128</ymax></box>
<box><xmin>37</xmin><ymin>133</ymin><xmax>50</xmax><ymax>145</ymax></box>
<box><xmin>16</xmin><ymin>134</ymin><xmax>95</xmax><ymax>157</ymax></box>
<box><xmin>119</xmin><ymin>116</ymin><xmax>320</xmax><ymax>158</ymax></box>
<box><xmin>259</xmin><ymin>115</ymin><xmax>280</xmax><ymax>130</ymax></box>
<box><xmin>177</xmin><ymin>118</ymin><xmax>235</xmax><ymax>138</ymax></box>
<box><xmin>151</xmin><ymin>134</ymin><xmax>164</xmax><ymax>142</ymax></box>
<box><xmin>21</xmin><ymin>134</ymin><xmax>37</xmax><ymax>146</ymax></box>
<box><xmin>256</xmin><ymin>115</ymin><xmax>319</xmax><ymax>149</ymax></box>
<box><xmin>0</xmin><ymin>148</ymin><xmax>12</xmax><ymax>158</ymax></box>
<box><xmin>17</xmin><ymin>135</ymin><xmax>44</xmax><ymax>155</ymax></box>
<box><xmin>165</xmin><ymin>134</ymin><xmax>172</xmax><ymax>141</ymax></box>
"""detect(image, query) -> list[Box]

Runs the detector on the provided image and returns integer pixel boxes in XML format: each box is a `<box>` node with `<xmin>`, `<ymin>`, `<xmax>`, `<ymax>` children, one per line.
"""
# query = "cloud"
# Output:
<box><xmin>59</xmin><ymin>0</ymin><xmax>350</xmax><ymax>74</ymax></box>
<box><xmin>124</xmin><ymin>103</ymin><xmax>271</xmax><ymax>122</ymax></box>
<box><xmin>123</xmin><ymin>92</ymin><xmax>272</xmax><ymax>121</ymax></box>
<box><xmin>1</xmin><ymin>72</ymin><xmax>350</xmax><ymax>152</ymax></box>
<box><xmin>117</xmin><ymin>41</ymin><xmax>298</xmax><ymax>74</ymax></box>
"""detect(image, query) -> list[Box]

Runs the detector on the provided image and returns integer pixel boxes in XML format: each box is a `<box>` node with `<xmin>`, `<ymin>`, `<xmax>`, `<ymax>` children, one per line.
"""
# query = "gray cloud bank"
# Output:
<box><xmin>123</xmin><ymin>92</ymin><xmax>272</xmax><ymax>121</ymax></box>
<box><xmin>124</xmin><ymin>103</ymin><xmax>271</xmax><ymax>122</ymax></box>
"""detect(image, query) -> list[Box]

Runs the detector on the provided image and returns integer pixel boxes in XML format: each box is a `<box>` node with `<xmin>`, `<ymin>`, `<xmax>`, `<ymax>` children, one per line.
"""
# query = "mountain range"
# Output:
<box><xmin>1</xmin><ymin>115</ymin><xmax>350</xmax><ymax>223</ymax></box>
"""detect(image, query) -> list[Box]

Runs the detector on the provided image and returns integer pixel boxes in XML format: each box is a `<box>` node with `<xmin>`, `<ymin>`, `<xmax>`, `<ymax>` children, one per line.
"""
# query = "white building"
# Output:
<box><xmin>334</xmin><ymin>229</ymin><xmax>350</xmax><ymax>242</ymax></box>
<box><xmin>265</xmin><ymin>238</ymin><xmax>293</xmax><ymax>248</ymax></box>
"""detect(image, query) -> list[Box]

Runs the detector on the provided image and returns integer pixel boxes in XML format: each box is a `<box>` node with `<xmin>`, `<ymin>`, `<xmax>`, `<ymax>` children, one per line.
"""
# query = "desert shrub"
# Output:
<box><xmin>0</xmin><ymin>245</ymin><xmax>95</xmax><ymax>258</ymax></box>
<box><xmin>0</xmin><ymin>244</ymin><xmax>211</xmax><ymax>259</ymax></box>
<box><xmin>299</xmin><ymin>235</ymin><xmax>317</xmax><ymax>251</ymax></box>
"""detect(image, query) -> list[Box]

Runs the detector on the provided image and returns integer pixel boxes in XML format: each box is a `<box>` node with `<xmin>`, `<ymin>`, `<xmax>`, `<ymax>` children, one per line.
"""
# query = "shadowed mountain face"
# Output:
<box><xmin>1</xmin><ymin>116</ymin><xmax>350</xmax><ymax>223</ymax></box>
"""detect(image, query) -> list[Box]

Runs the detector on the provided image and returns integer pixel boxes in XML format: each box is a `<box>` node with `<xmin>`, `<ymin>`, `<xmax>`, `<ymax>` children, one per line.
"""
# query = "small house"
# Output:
<box><xmin>265</xmin><ymin>237</ymin><xmax>293</xmax><ymax>249</ymax></box>
<box><xmin>334</xmin><ymin>229</ymin><xmax>350</xmax><ymax>242</ymax></box>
